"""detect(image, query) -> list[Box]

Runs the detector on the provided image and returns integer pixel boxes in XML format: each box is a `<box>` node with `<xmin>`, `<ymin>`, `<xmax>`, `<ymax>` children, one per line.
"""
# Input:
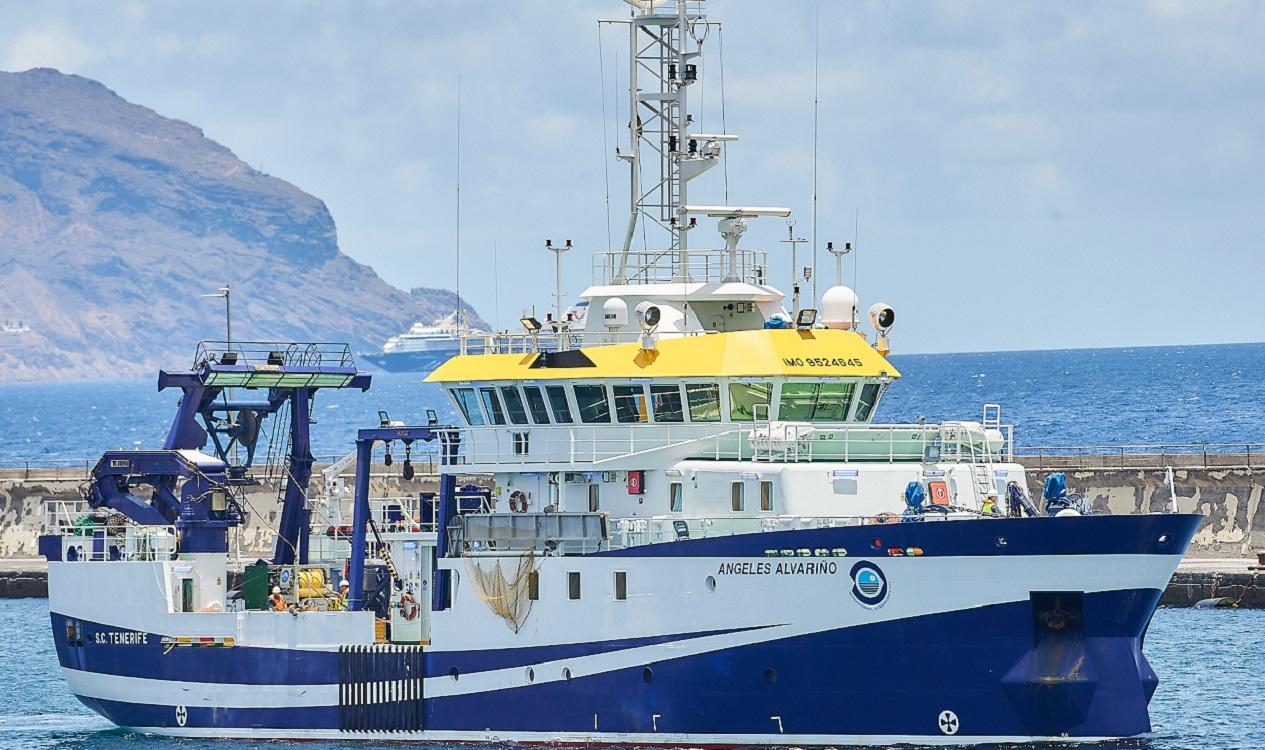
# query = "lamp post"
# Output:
<box><xmin>545</xmin><ymin>240</ymin><xmax>572</xmax><ymax>327</ymax></box>
<box><xmin>202</xmin><ymin>285</ymin><xmax>231</xmax><ymax>349</ymax></box>
<box><xmin>202</xmin><ymin>285</ymin><xmax>234</xmax><ymax>465</ymax></box>
<box><xmin>779</xmin><ymin>222</ymin><xmax>807</xmax><ymax>317</ymax></box>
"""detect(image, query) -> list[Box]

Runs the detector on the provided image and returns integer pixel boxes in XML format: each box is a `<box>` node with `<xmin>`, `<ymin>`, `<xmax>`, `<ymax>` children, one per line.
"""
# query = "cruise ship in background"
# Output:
<box><xmin>360</xmin><ymin>313</ymin><xmax>485</xmax><ymax>373</ymax></box>
<box><xmin>364</xmin><ymin>303</ymin><xmax>589</xmax><ymax>374</ymax></box>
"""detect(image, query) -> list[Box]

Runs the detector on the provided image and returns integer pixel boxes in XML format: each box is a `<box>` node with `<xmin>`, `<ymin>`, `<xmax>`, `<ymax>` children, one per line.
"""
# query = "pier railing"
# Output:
<box><xmin>1015</xmin><ymin>443</ymin><xmax>1265</xmax><ymax>471</ymax></box>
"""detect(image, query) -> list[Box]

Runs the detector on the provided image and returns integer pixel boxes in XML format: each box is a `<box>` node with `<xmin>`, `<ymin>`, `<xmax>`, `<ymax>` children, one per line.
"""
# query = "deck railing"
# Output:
<box><xmin>1016</xmin><ymin>443</ymin><xmax>1265</xmax><ymax>471</ymax></box>
<box><xmin>446</xmin><ymin>420</ymin><xmax>1014</xmax><ymax>468</ymax></box>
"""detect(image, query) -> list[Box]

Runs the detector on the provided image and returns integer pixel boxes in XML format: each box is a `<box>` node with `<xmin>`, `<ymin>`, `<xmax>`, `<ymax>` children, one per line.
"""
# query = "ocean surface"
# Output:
<box><xmin>0</xmin><ymin>597</ymin><xmax>1259</xmax><ymax>749</ymax></box>
<box><xmin>2</xmin><ymin>345</ymin><xmax>1262</xmax><ymax>747</ymax></box>
<box><xmin>0</xmin><ymin>342</ymin><xmax>1262</xmax><ymax>466</ymax></box>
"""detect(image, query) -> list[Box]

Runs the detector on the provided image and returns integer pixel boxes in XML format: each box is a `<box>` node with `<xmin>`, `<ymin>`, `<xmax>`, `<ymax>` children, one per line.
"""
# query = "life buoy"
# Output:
<box><xmin>509</xmin><ymin>490</ymin><xmax>528</xmax><ymax>513</ymax></box>
<box><xmin>399</xmin><ymin>593</ymin><xmax>418</xmax><ymax>621</ymax></box>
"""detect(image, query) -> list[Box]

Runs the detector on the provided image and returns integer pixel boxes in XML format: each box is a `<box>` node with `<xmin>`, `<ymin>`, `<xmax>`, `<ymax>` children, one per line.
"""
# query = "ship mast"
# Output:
<box><xmin>614</xmin><ymin>0</ymin><xmax>724</xmax><ymax>284</ymax></box>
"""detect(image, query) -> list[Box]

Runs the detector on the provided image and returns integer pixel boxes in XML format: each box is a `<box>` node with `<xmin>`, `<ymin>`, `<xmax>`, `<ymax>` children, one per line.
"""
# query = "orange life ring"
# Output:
<box><xmin>509</xmin><ymin>490</ymin><xmax>528</xmax><ymax>513</ymax></box>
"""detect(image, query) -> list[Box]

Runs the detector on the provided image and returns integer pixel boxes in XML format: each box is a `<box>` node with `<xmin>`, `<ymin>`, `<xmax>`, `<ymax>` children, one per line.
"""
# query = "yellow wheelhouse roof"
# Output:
<box><xmin>426</xmin><ymin>328</ymin><xmax>900</xmax><ymax>383</ymax></box>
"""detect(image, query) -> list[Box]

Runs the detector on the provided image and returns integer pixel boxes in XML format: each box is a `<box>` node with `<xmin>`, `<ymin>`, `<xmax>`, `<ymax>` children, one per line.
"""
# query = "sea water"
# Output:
<box><xmin>0</xmin><ymin>598</ymin><xmax>1259</xmax><ymax>749</ymax></box>
<box><xmin>1</xmin><ymin>342</ymin><xmax>1263</xmax><ymax>465</ymax></box>
<box><xmin>1</xmin><ymin>343</ymin><xmax>1262</xmax><ymax>746</ymax></box>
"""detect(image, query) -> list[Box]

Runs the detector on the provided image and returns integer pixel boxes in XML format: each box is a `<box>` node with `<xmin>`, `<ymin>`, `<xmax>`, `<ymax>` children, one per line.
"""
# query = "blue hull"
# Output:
<box><xmin>51</xmin><ymin>513</ymin><xmax>1201</xmax><ymax>743</ymax></box>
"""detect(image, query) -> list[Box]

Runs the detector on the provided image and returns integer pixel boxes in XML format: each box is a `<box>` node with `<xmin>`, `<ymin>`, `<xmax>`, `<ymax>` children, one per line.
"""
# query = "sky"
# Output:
<box><xmin>2</xmin><ymin>0</ymin><xmax>1263</xmax><ymax>354</ymax></box>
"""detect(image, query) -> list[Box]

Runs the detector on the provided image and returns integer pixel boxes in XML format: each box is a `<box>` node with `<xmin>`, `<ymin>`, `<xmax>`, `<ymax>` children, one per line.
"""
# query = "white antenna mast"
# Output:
<box><xmin>454</xmin><ymin>75</ymin><xmax>463</xmax><ymax>329</ymax></box>
<box><xmin>811</xmin><ymin>0</ymin><xmax>821</xmax><ymax>305</ymax></box>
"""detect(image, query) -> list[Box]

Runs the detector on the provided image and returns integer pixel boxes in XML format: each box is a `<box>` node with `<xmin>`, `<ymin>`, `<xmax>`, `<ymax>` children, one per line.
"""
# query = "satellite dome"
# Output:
<box><xmin>820</xmin><ymin>285</ymin><xmax>859</xmax><ymax>330</ymax></box>
<box><xmin>602</xmin><ymin>298</ymin><xmax>629</xmax><ymax>328</ymax></box>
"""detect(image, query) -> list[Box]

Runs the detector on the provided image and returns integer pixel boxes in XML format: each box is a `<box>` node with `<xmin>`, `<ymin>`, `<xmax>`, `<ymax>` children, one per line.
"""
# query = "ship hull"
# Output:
<box><xmin>49</xmin><ymin>513</ymin><xmax>1199</xmax><ymax>745</ymax></box>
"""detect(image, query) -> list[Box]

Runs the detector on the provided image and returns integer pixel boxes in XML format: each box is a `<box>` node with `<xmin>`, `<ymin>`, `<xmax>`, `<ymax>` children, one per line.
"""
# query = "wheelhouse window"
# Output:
<box><xmin>760</xmin><ymin>480</ymin><xmax>774</xmax><ymax>512</ymax></box>
<box><xmin>522</xmin><ymin>385</ymin><xmax>552</xmax><ymax>424</ymax></box>
<box><xmin>574</xmin><ymin>385</ymin><xmax>611</xmax><ymax>424</ymax></box>
<box><xmin>730</xmin><ymin>481</ymin><xmax>745</xmax><ymax>511</ymax></box>
<box><xmin>669</xmin><ymin>481</ymin><xmax>683</xmax><ymax>512</ymax></box>
<box><xmin>479</xmin><ymin>387</ymin><xmax>506</xmax><ymax>425</ymax></box>
<box><xmin>500</xmin><ymin>386</ymin><xmax>530</xmax><ymax>425</ymax></box>
<box><xmin>685</xmin><ymin>383</ymin><xmax>721</xmax><ymax>422</ymax></box>
<box><xmin>452</xmin><ymin>387</ymin><xmax>484</xmax><ymax>426</ymax></box>
<box><xmin>545</xmin><ymin>385</ymin><xmax>573</xmax><ymax>423</ymax></box>
<box><xmin>651</xmin><ymin>384</ymin><xmax>684</xmax><ymax>422</ymax></box>
<box><xmin>779</xmin><ymin>381</ymin><xmax>855</xmax><ymax>422</ymax></box>
<box><xmin>853</xmin><ymin>382</ymin><xmax>882</xmax><ymax>422</ymax></box>
<box><xmin>728</xmin><ymin>381</ymin><xmax>772</xmax><ymax>421</ymax></box>
<box><xmin>613</xmin><ymin>385</ymin><xmax>649</xmax><ymax>423</ymax></box>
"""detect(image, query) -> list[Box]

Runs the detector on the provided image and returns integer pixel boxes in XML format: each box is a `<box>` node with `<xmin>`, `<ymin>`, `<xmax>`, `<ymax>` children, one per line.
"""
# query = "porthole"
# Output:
<box><xmin>764</xmin><ymin>668</ymin><xmax>778</xmax><ymax>684</ymax></box>
<box><xmin>562</xmin><ymin>667</ymin><xmax>573</xmax><ymax>681</ymax></box>
<box><xmin>526</xmin><ymin>667</ymin><xmax>535</xmax><ymax>683</ymax></box>
<box><xmin>705</xmin><ymin>575</ymin><xmax>717</xmax><ymax>592</ymax></box>
<box><xmin>449</xmin><ymin>667</ymin><xmax>460</xmax><ymax>682</ymax></box>
<box><xmin>643</xmin><ymin>667</ymin><xmax>654</xmax><ymax>684</ymax></box>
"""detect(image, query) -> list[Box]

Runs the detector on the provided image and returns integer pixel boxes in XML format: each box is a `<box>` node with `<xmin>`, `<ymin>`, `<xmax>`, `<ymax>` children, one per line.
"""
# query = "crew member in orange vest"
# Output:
<box><xmin>269</xmin><ymin>586</ymin><xmax>287</xmax><ymax>612</ymax></box>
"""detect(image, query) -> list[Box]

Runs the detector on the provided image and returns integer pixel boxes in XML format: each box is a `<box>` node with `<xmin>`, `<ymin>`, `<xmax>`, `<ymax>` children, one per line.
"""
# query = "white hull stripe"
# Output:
<box><xmin>127</xmin><ymin>725</ymin><xmax>1119</xmax><ymax>746</ymax></box>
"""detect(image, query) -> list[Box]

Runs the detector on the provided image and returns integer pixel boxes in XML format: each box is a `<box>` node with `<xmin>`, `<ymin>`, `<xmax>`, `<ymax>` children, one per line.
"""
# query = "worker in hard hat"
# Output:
<box><xmin>332</xmin><ymin>579</ymin><xmax>351</xmax><ymax>610</ymax></box>
<box><xmin>981</xmin><ymin>493</ymin><xmax>999</xmax><ymax>516</ymax></box>
<box><xmin>269</xmin><ymin>586</ymin><xmax>287</xmax><ymax>612</ymax></box>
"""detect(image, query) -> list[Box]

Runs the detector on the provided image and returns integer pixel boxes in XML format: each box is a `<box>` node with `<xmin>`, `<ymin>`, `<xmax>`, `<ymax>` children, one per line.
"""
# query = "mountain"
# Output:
<box><xmin>0</xmin><ymin>68</ymin><xmax>483</xmax><ymax>381</ymax></box>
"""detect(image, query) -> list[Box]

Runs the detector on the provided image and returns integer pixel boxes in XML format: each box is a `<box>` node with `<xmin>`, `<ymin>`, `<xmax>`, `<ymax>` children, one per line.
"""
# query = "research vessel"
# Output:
<box><xmin>41</xmin><ymin>1</ymin><xmax>1199</xmax><ymax>743</ymax></box>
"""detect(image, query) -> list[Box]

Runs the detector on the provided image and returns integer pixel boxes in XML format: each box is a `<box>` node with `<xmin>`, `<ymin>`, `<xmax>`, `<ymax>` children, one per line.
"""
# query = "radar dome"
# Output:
<box><xmin>820</xmin><ymin>285</ymin><xmax>859</xmax><ymax>330</ymax></box>
<box><xmin>602</xmin><ymin>298</ymin><xmax>629</xmax><ymax>328</ymax></box>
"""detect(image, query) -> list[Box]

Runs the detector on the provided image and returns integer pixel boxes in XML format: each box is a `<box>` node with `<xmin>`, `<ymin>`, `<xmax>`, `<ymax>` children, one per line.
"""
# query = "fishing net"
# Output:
<box><xmin>464</xmin><ymin>551</ymin><xmax>537</xmax><ymax>633</ymax></box>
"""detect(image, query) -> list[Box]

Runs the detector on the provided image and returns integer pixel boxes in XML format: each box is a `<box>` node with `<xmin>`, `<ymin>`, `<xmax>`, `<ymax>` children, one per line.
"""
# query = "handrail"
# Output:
<box><xmin>445</xmin><ymin>420</ymin><xmax>1014</xmax><ymax>468</ymax></box>
<box><xmin>1016</xmin><ymin>443</ymin><xmax>1264</xmax><ymax>471</ymax></box>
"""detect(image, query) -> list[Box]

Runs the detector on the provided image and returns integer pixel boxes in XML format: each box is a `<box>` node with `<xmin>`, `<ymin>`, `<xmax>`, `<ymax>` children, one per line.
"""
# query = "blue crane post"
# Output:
<box><xmin>347</xmin><ymin>436</ymin><xmax>373</xmax><ymax>612</ymax></box>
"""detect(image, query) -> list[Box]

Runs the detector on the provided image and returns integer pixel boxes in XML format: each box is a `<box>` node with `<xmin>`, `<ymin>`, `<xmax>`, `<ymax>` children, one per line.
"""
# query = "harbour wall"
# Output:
<box><xmin>2</xmin><ymin>456</ymin><xmax>1262</xmax><ymax>604</ymax></box>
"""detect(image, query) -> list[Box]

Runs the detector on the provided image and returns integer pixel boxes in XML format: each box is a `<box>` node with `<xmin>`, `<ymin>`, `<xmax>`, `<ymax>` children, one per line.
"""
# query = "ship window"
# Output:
<box><xmin>729</xmin><ymin>381</ymin><xmax>772</xmax><ymax>421</ymax></box>
<box><xmin>853</xmin><ymin>383</ymin><xmax>882</xmax><ymax>422</ymax></box>
<box><xmin>522</xmin><ymin>386</ymin><xmax>552</xmax><ymax>424</ymax></box>
<box><xmin>613</xmin><ymin>385</ymin><xmax>648</xmax><ymax>423</ymax></box>
<box><xmin>731</xmin><ymin>481</ymin><xmax>745</xmax><ymax>512</ymax></box>
<box><xmin>760</xmin><ymin>481</ymin><xmax>774</xmax><ymax>512</ymax></box>
<box><xmin>479</xmin><ymin>387</ymin><xmax>507</xmax><ymax>425</ymax></box>
<box><xmin>452</xmin><ymin>388</ymin><xmax>484</xmax><ymax>426</ymax></box>
<box><xmin>779</xmin><ymin>382</ymin><xmax>855</xmax><ymax>422</ymax></box>
<box><xmin>500</xmin><ymin>386</ymin><xmax>530</xmax><ymax>425</ymax></box>
<box><xmin>685</xmin><ymin>383</ymin><xmax>721</xmax><ymax>422</ymax></box>
<box><xmin>669</xmin><ymin>482</ymin><xmax>683</xmax><ymax>512</ymax></box>
<box><xmin>527</xmin><ymin>570</ymin><xmax>539</xmax><ymax>601</ymax></box>
<box><xmin>651</xmin><ymin>384</ymin><xmax>684</xmax><ymax>422</ymax></box>
<box><xmin>614</xmin><ymin>571</ymin><xmax>627</xmax><ymax>601</ymax></box>
<box><xmin>545</xmin><ymin>385</ymin><xmax>573</xmax><ymax>423</ymax></box>
<box><xmin>575</xmin><ymin>385</ymin><xmax>611</xmax><ymax>424</ymax></box>
<box><xmin>568</xmin><ymin>571</ymin><xmax>581</xmax><ymax>600</ymax></box>
<box><xmin>588</xmin><ymin>483</ymin><xmax>600</xmax><ymax>512</ymax></box>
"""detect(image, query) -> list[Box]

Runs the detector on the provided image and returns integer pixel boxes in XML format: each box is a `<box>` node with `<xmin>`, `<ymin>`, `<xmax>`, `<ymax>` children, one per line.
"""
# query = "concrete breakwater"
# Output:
<box><xmin>2</xmin><ymin>453</ymin><xmax>1262</xmax><ymax>604</ymax></box>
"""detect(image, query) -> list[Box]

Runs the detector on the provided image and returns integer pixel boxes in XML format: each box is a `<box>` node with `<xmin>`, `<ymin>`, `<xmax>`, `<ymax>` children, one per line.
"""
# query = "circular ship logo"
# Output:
<box><xmin>850</xmin><ymin>561</ymin><xmax>889</xmax><ymax>608</ymax></box>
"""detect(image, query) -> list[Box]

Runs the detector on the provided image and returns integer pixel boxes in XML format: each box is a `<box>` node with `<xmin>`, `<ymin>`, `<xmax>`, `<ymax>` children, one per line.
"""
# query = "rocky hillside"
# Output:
<box><xmin>0</xmin><ymin>68</ymin><xmax>482</xmax><ymax>381</ymax></box>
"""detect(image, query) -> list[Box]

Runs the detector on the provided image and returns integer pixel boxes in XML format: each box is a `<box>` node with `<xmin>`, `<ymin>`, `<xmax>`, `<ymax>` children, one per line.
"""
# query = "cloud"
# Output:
<box><xmin>5</xmin><ymin>26</ymin><xmax>94</xmax><ymax>72</ymax></box>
